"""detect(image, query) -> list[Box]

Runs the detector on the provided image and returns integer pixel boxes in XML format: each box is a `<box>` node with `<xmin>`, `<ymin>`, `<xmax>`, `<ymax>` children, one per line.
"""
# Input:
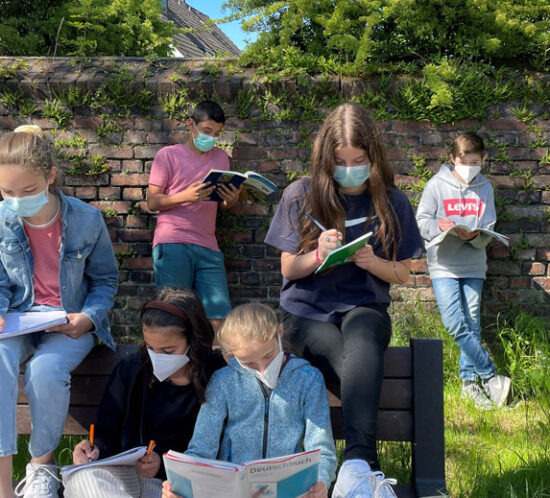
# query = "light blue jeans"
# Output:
<box><xmin>432</xmin><ymin>278</ymin><xmax>495</xmax><ymax>382</ymax></box>
<box><xmin>0</xmin><ymin>310</ymin><xmax>95</xmax><ymax>458</ymax></box>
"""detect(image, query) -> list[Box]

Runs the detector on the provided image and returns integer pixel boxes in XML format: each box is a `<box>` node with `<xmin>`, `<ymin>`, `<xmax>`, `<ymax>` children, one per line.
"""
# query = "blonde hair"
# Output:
<box><xmin>0</xmin><ymin>126</ymin><xmax>58</xmax><ymax>190</ymax></box>
<box><xmin>217</xmin><ymin>303</ymin><xmax>279</xmax><ymax>351</ymax></box>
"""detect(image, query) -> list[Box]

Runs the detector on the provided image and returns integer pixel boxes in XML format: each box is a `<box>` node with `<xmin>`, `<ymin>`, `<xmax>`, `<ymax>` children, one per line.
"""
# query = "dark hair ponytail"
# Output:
<box><xmin>141</xmin><ymin>287</ymin><xmax>215</xmax><ymax>402</ymax></box>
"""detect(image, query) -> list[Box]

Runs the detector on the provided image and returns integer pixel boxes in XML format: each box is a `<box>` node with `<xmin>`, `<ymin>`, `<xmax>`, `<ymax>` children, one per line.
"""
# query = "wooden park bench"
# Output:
<box><xmin>18</xmin><ymin>338</ymin><xmax>447</xmax><ymax>498</ymax></box>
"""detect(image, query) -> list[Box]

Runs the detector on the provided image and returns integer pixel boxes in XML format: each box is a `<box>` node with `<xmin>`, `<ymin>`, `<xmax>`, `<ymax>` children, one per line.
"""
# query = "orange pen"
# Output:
<box><xmin>146</xmin><ymin>440</ymin><xmax>155</xmax><ymax>456</ymax></box>
<box><xmin>88</xmin><ymin>424</ymin><xmax>95</xmax><ymax>462</ymax></box>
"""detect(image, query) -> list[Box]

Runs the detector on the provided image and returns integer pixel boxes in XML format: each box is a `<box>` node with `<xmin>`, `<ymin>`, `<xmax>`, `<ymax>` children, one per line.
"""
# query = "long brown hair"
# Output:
<box><xmin>298</xmin><ymin>102</ymin><xmax>399</xmax><ymax>259</ymax></box>
<box><xmin>140</xmin><ymin>288</ymin><xmax>215</xmax><ymax>403</ymax></box>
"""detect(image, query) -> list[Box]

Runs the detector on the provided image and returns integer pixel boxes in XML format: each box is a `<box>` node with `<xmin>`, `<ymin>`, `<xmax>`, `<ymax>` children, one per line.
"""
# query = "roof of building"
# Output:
<box><xmin>162</xmin><ymin>0</ymin><xmax>240</xmax><ymax>58</ymax></box>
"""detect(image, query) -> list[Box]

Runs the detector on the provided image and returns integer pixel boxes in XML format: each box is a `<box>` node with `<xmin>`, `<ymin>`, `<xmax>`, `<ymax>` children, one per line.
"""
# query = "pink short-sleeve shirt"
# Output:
<box><xmin>149</xmin><ymin>144</ymin><xmax>230</xmax><ymax>251</ymax></box>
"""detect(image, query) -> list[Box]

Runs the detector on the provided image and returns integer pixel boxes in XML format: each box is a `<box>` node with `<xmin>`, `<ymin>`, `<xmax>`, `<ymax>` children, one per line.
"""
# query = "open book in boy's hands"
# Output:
<box><xmin>0</xmin><ymin>311</ymin><xmax>68</xmax><ymax>339</ymax></box>
<box><xmin>200</xmin><ymin>169</ymin><xmax>277</xmax><ymax>202</ymax></box>
<box><xmin>315</xmin><ymin>232</ymin><xmax>374</xmax><ymax>274</ymax></box>
<box><xmin>425</xmin><ymin>224</ymin><xmax>509</xmax><ymax>249</ymax></box>
<box><xmin>163</xmin><ymin>449</ymin><xmax>320</xmax><ymax>498</ymax></box>
<box><xmin>60</xmin><ymin>446</ymin><xmax>148</xmax><ymax>478</ymax></box>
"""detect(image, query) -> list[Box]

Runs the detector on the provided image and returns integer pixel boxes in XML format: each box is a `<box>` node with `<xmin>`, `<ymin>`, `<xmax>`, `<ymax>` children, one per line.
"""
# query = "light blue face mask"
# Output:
<box><xmin>3</xmin><ymin>185</ymin><xmax>50</xmax><ymax>217</ymax></box>
<box><xmin>193</xmin><ymin>122</ymin><xmax>218</xmax><ymax>152</ymax></box>
<box><xmin>333</xmin><ymin>164</ymin><xmax>371</xmax><ymax>188</ymax></box>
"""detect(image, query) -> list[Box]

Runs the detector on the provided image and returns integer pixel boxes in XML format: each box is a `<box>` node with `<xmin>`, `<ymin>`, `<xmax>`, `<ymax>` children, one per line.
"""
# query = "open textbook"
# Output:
<box><xmin>200</xmin><ymin>169</ymin><xmax>278</xmax><ymax>202</ymax></box>
<box><xmin>315</xmin><ymin>232</ymin><xmax>373</xmax><ymax>274</ymax></box>
<box><xmin>426</xmin><ymin>225</ymin><xmax>509</xmax><ymax>249</ymax></box>
<box><xmin>0</xmin><ymin>311</ymin><xmax>68</xmax><ymax>339</ymax></box>
<box><xmin>163</xmin><ymin>449</ymin><xmax>320</xmax><ymax>498</ymax></box>
<box><xmin>61</xmin><ymin>446</ymin><xmax>148</xmax><ymax>479</ymax></box>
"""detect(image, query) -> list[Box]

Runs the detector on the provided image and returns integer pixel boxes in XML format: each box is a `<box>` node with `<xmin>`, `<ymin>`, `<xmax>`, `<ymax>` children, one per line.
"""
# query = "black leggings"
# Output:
<box><xmin>283</xmin><ymin>305</ymin><xmax>392</xmax><ymax>469</ymax></box>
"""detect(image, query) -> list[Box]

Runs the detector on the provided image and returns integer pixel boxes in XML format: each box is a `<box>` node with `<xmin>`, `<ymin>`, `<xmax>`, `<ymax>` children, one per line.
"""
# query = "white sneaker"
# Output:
<box><xmin>14</xmin><ymin>463</ymin><xmax>61</xmax><ymax>498</ymax></box>
<box><xmin>332</xmin><ymin>460</ymin><xmax>377</xmax><ymax>498</ymax></box>
<box><xmin>482</xmin><ymin>374</ymin><xmax>511</xmax><ymax>407</ymax></box>
<box><xmin>372</xmin><ymin>470</ymin><xmax>398</xmax><ymax>498</ymax></box>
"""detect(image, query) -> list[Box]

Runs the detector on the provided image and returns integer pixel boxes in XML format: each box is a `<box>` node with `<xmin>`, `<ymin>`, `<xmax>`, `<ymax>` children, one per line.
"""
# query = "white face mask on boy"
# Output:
<box><xmin>454</xmin><ymin>164</ymin><xmax>481</xmax><ymax>184</ymax></box>
<box><xmin>147</xmin><ymin>347</ymin><xmax>190</xmax><ymax>382</ymax></box>
<box><xmin>236</xmin><ymin>335</ymin><xmax>285</xmax><ymax>390</ymax></box>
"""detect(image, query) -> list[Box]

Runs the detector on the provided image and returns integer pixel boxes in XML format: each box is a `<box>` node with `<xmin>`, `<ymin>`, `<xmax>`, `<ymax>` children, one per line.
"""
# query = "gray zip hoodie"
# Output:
<box><xmin>416</xmin><ymin>164</ymin><xmax>496</xmax><ymax>279</ymax></box>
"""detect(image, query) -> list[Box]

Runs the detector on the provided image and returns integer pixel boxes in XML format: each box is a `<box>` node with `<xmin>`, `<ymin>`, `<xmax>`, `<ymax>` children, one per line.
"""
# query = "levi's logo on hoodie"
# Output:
<box><xmin>443</xmin><ymin>198</ymin><xmax>485</xmax><ymax>217</ymax></box>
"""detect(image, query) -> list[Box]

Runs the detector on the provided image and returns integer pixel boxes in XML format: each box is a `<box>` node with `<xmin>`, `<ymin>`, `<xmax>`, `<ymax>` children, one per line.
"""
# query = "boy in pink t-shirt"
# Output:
<box><xmin>148</xmin><ymin>101</ymin><xmax>240</xmax><ymax>329</ymax></box>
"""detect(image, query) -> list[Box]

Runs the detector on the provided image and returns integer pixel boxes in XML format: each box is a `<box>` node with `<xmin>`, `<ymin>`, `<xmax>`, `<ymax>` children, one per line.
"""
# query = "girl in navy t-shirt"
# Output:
<box><xmin>265</xmin><ymin>102</ymin><xmax>424</xmax><ymax>497</ymax></box>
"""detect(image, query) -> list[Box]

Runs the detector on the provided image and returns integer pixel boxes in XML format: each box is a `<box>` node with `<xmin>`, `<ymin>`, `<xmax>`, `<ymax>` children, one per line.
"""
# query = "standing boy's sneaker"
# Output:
<box><xmin>14</xmin><ymin>463</ymin><xmax>61</xmax><ymax>498</ymax></box>
<box><xmin>482</xmin><ymin>374</ymin><xmax>511</xmax><ymax>407</ymax></box>
<box><xmin>461</xmin><ymin>382</ymin><xmax>495</xmax><ymax>410</ymax></box>
<box><xmin>332</xmin><ymin>459</ymin><xmax>376</xmax><ymax>498</ymax></box>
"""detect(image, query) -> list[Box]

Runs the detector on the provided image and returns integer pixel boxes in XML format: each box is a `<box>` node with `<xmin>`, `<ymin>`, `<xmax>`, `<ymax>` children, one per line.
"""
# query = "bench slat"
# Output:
<box><xmin>382</xmin><ymin>347</ymin><xmax>412</xmax><ymax>378</ymax></box>
<box><xmin>18</xmin><ymin>376</ymin><xmax>110</xmax><ymax>405</ymax></box>
<box><xmin>327</xmin><ymin>378</ymin><xmax>413</xmax><ymax>410</ymax></box>
<box><xmin>17</xmin><ymin>405</ymin><xmax>98</xmax><ymax>435</ymax></box>
<box><xmin>330</xmin><ymin>408</ymin><xmax>413</xmax><ymax>441</ymax></box>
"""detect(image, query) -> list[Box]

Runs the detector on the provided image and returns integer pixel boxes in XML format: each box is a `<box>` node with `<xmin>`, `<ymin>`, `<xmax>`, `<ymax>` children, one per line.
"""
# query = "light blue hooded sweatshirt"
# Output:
<box><xmin>185</xmin><ymin>353</ymin><xmax>337</xmax><ymax>488</ymax></box>
<box><xmin>416</xmin><ymin>163</ymin><xmax>496</xmax><ymax>279</ymax></box>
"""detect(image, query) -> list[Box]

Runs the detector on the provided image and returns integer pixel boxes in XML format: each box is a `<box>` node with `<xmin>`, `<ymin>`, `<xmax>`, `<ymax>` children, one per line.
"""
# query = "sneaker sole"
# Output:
<box><xmin>494</xmin><ymin>376</ymin><xmax>511</xmax><ymax>407</ymax></box>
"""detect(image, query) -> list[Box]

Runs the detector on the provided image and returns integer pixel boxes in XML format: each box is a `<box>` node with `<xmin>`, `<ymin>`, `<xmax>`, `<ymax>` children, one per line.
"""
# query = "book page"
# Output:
<box><xmin>315</xmin><ymin>232</ymin><xmax>373</xmax><ymax>274</ymax></box>
<box><xmin>244</xmin><ymin>450</ymin><xmax>320</xmax><ymax>497</ymax></box>
<box><xmin>243</xmin><ymin>172</ymin><xmax>277</xmax><ymax>195</ymax></box>
<box><xmin>164</xmin><ymin>452</ymin><xmax>243</xmax><ymax>498</ymax></box>
<box><xmin>61</xmin><ymin>446</ymin><xmax>147</xmax><ymax>478</ymax></box>
<box><xmin>425</xmin><ymin>224</ymin><xmax>509</xmax><ymax>249</ymax></box>
<box><xmin>0</xmin><ymin>311</ymin><xmax>68</xmax><ymax>339</ymax></box>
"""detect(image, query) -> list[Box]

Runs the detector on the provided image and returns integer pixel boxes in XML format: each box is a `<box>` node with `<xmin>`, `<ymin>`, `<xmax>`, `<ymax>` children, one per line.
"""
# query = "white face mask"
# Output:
<box><xmin>454</xmin><ymin>164</ymin><xmax>481</xmax><ymax>184</ymax></box>
<box><xmin>147</xmin><ymin>347</ymin><xmax>190</xmax><ymax>382</ymax></box>
<box><xmin>236</xmin><ymin>335</ymin><xmax>284</xmax><ymax>390</ymax></box>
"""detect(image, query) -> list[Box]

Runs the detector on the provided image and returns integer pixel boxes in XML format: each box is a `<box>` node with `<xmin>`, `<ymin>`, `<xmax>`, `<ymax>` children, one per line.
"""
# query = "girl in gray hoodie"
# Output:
<box><xmin>416</xmin><ymin>132</ymin><xmax>511</xmax><ymax>410</ymax></box>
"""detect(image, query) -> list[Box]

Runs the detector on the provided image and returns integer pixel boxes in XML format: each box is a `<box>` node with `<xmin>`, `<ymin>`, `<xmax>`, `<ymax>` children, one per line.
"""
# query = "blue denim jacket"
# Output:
<box><xmin>0</xmin><ymin>190</ymin><xmax>119</xmax><ymax>349</ymax></box>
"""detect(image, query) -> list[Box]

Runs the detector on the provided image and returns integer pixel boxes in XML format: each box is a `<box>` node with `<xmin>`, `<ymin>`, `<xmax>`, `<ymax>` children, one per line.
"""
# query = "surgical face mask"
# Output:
<box><xmin>236</xmin><ymin>335</ymin><xmax>284</xmax><ymax>390</ymax></box>
<box><xmin>333</xmin><ymin>164</ymin><xmax>371</xmax><ymax>188</ymax></box>
<box><xmin>454</xmin><ymin>164</ymin><xmax>481</xmax><ymax>184</ymax></box>
<box><xmin>3</xmin><ymin>185</ymin><xmax>50</xmax><ymax>217</ymax></box>
<box><xmin>193</xmin><ymin>122</ymin><xmax>218</xmax><ymax>152</ymax></box>
<box><xmin>147</xmin><ymin>346</ymin><xmax>190</xmax><ymax>382</ymax></box>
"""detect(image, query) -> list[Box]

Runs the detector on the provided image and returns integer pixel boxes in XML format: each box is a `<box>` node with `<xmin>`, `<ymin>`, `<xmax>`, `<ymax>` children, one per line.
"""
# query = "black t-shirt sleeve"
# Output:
<box><xmin>265</xmin><ymin>179</ymin><xmax>309</xmax><ymax>254</ymax></box>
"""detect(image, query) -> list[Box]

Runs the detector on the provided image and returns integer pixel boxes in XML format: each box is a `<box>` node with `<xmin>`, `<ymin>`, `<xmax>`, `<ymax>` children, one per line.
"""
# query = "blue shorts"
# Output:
<box><xmin>152</xmin><ymin>243</ymin><xmax>231</xmax><ymax>319</ymax></box>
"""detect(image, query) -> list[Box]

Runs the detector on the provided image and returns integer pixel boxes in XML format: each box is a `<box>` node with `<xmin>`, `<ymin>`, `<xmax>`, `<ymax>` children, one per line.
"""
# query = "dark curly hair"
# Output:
<box><xmin>140</xmin><ymin>287</ymin><xmax>215</xmax><ymax>403</ymax></box>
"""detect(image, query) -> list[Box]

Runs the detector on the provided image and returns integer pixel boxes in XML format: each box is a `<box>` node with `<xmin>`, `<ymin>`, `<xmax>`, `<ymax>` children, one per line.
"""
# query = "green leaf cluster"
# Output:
<box><xmin>0</xmin><ymin>0</ymin><xmax>174</xmax><ymax>57</ymax></box>
<box><xmin>224</xmin><ymin>0</ymin><xmax>550</xmax><ymax>75</ymax></box>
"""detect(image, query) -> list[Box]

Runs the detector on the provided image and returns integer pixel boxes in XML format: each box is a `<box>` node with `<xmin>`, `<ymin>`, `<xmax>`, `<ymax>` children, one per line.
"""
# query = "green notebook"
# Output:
<box><xmin>315</xmin><ymin>231</ymin><xmax>373</xmax><ymax>274</ymax></box>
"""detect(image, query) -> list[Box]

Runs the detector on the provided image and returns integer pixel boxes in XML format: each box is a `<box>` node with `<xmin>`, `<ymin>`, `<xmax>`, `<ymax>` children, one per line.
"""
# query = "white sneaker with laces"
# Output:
<box><xmin>372</xmin><ymin>470</ymin><xmax>398</xmax><ymax>498</ymax></box>
<box><xmin>482</xmin><ymin>374</ymin><xmax>511</xmax><ymax>407</ymax></box>
<box><xmin>332</xmin><ymin>459</ymin><xmax>377</xmax><ymax>498</ymax></box>
<box><xmin>14</xmin><ymin>463</ymin><xmax>61</xmax><ymax>498</ymax></box>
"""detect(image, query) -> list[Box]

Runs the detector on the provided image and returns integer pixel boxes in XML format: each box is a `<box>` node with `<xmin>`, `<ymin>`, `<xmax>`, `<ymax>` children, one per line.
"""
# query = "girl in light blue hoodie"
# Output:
<box><xmin>162</xmin><ymin>302</ymin><xmax>337</xmax><ymax>498</ymax></box>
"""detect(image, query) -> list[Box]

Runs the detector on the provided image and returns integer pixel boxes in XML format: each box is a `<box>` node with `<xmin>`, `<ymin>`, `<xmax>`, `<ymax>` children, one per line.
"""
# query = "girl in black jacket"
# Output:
<box><xmin>65</xmin><ymin>288</ymin><xmax>225</xmax><ymax>498</ymax></box>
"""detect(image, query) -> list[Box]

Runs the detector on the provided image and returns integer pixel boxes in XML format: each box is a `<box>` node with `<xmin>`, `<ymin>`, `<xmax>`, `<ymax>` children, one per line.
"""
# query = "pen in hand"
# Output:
<box><xmin>306</xmin><ymin>211</ymin><xmax>342</xmax><ymax>247</ymax></box>
<box><xmin>146</xmin><ymin>440</ymin><xmax>155</xmax><ymax>456</ymax></box>
<box><xmin>88</xmin><ymin>424</ymin><xmax>95</xmax><ymax>463</ymax></box>
<box><xmin>305</xmin><ymin>211</ymin><xmax>327</xmax><ymax>232</ymax></box>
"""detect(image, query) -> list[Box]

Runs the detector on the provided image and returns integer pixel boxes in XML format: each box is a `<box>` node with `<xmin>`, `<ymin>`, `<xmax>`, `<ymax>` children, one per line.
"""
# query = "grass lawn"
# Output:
<box><xmin>13</xmin><ymin>305</ymin><xmax>550</xmax><ymax>497</ymax></box>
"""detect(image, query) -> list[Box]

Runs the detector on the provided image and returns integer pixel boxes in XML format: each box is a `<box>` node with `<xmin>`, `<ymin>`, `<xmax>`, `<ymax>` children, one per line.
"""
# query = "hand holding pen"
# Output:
<box><xmin>137</xmin><ymin>440</ymin><xmax>160</xmax><ymax>479</ymax></box>
<box><xmin>306</xmin><ymin>212</ymin><xmax>343</xmax><ymax>262</ymax></box>
<box><xmin>72</xmin><ymin>424</ymin><xmax>99</xmax><ymax>465</ymax></box>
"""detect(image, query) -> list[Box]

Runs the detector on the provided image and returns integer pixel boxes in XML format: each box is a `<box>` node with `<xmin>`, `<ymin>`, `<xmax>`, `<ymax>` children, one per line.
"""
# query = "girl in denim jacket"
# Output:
<box><xmin>0</xmin><ymin>126</ymin><xmax>119</xmax><ymax>498</ymax></box>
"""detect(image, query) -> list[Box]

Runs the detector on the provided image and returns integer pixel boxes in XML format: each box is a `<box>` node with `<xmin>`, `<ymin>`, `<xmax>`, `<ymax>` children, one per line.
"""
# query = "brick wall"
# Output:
<box><xmin>1</xmin><ymin>57</ymin><xmax>549</xmax><ymax>339</ymax></box>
